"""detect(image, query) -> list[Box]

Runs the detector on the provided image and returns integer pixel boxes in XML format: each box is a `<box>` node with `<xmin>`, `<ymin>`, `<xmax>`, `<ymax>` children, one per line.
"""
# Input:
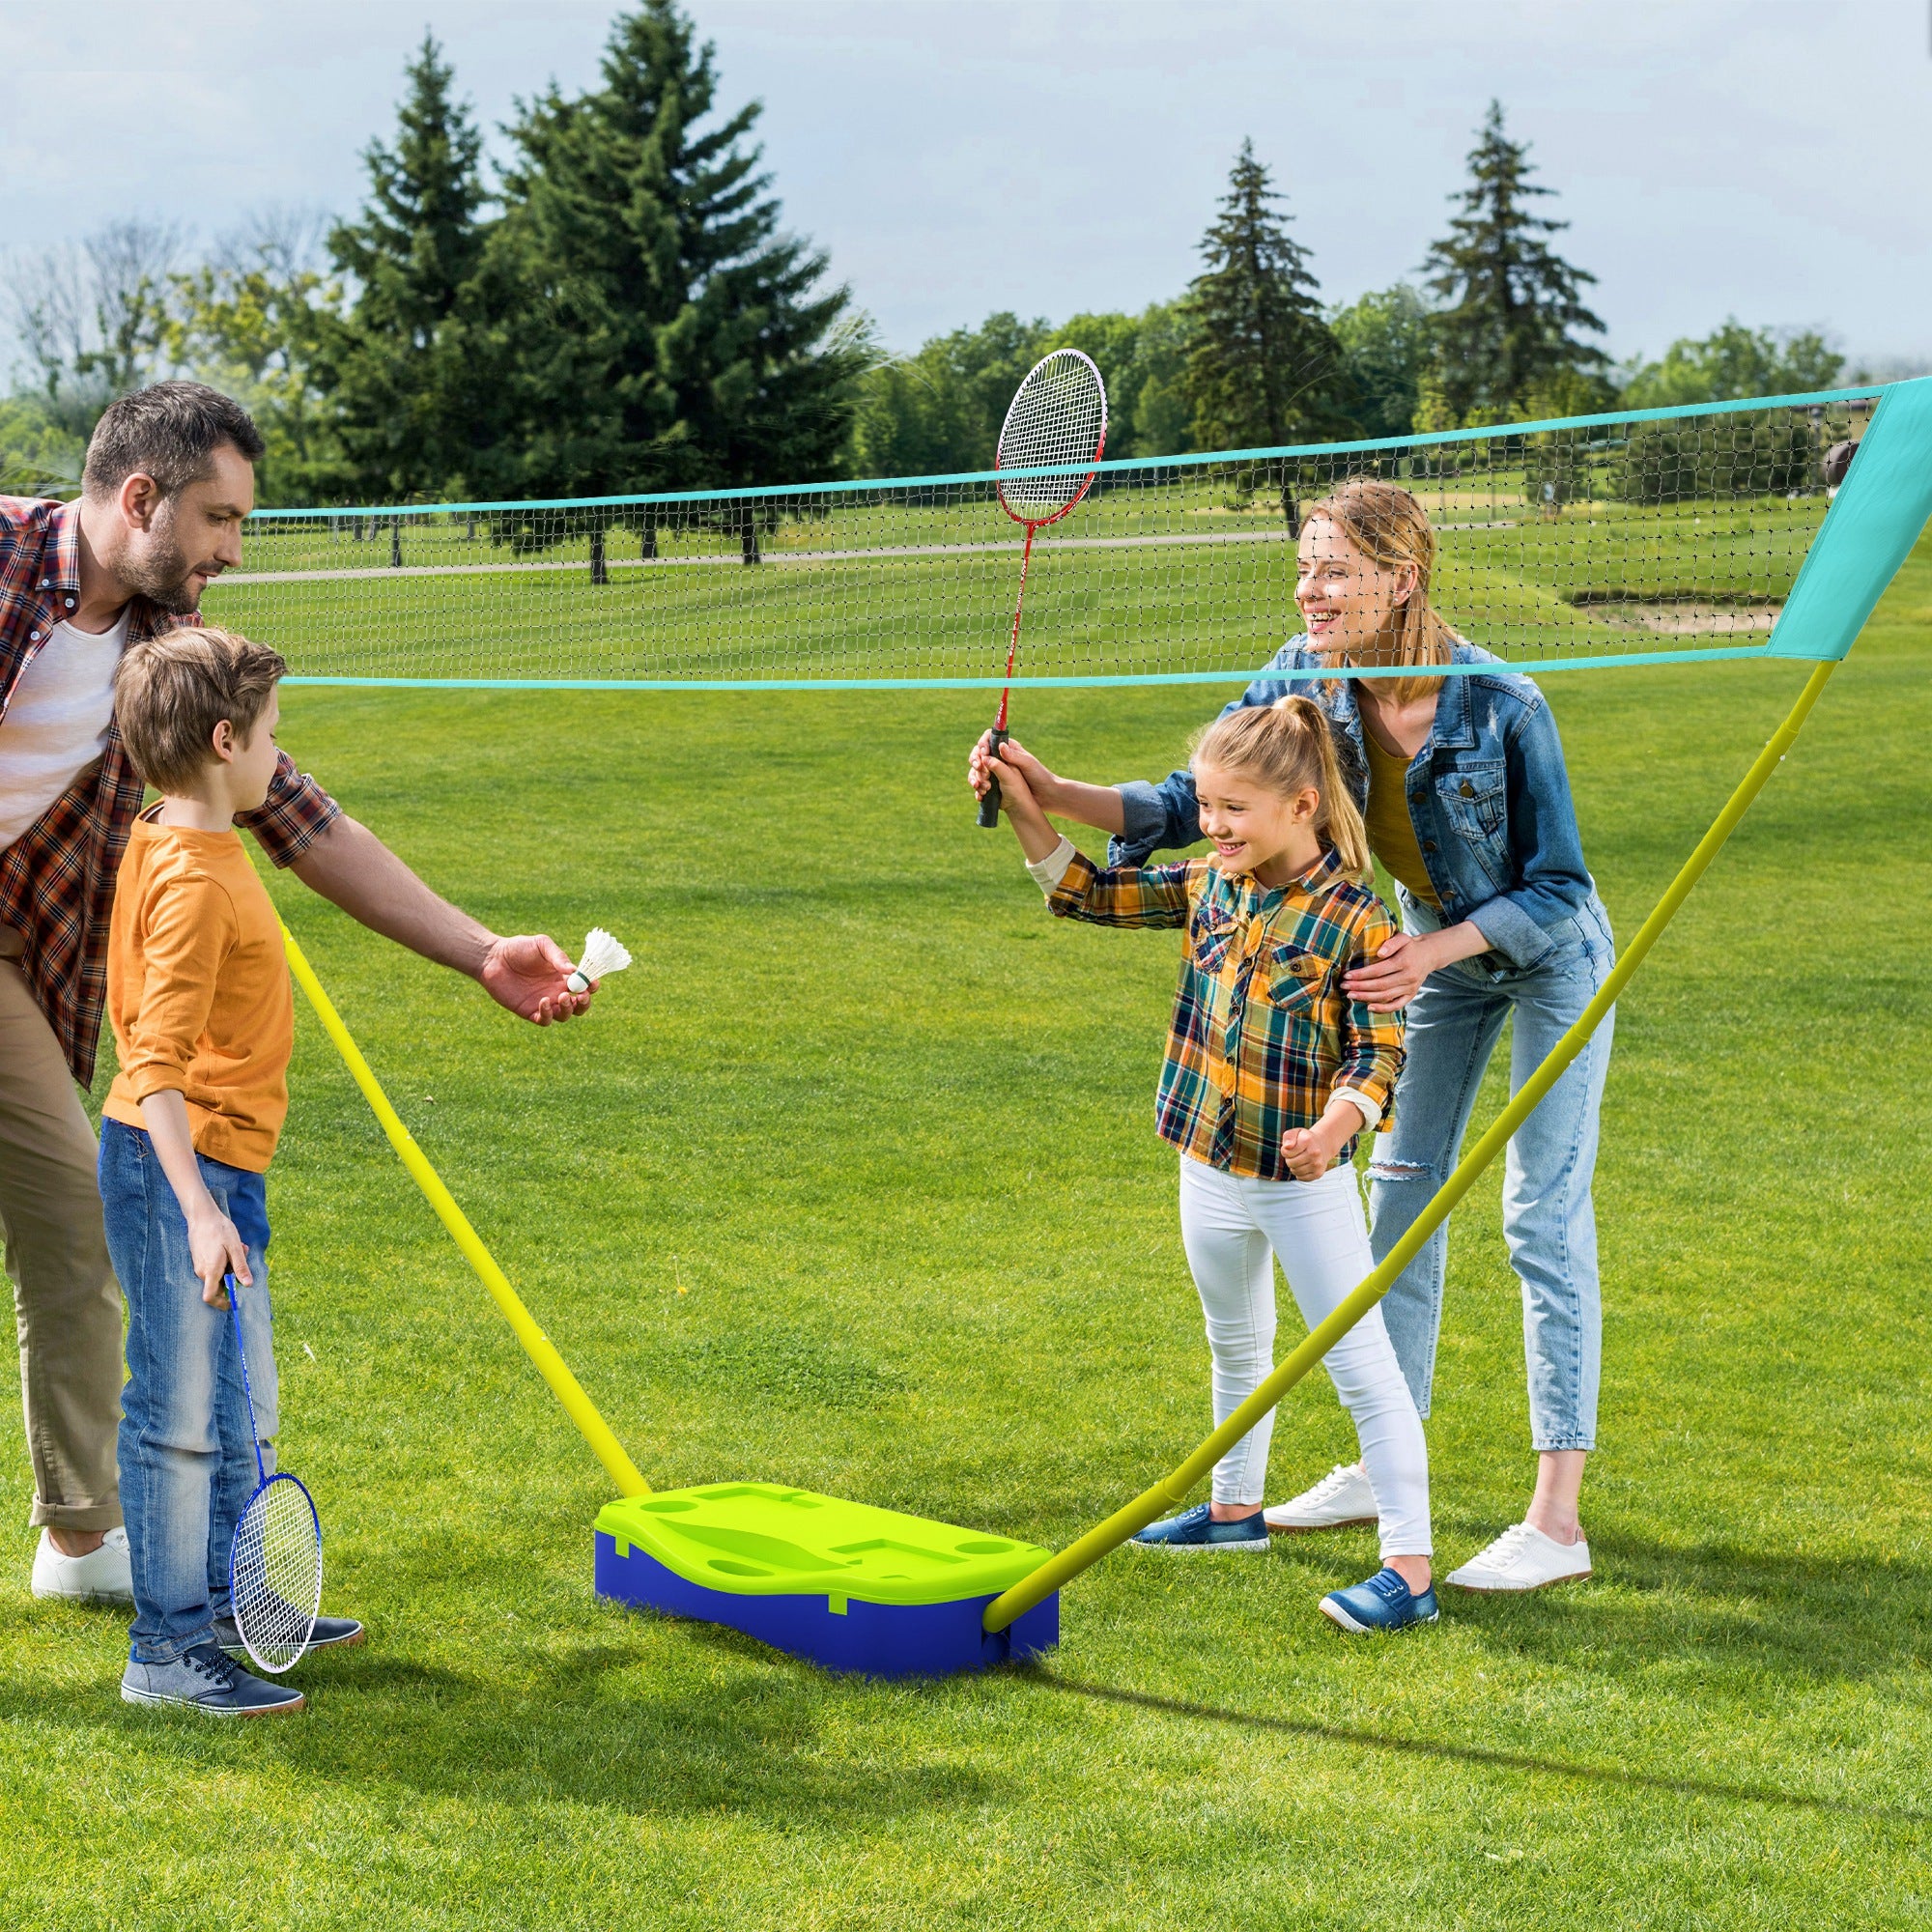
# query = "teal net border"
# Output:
<box><xmin>262</xmin><ymin>379</ymin><xmax>1932</xmax><ymax>689</ymax></box>
<box><xmin>252</xmin><ymin>384</ymin><xmax>1888</xmax><ymax>520</ymax></box>
<box><xmin>281</xmin><ymin>644</ymin><xmax>1775</xmax><ymax>695</ymax></box>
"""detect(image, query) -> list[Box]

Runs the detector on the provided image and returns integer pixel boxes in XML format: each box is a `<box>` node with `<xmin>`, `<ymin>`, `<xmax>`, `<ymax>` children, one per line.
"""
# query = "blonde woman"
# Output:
<box><xmin>971</xmin><ymin>480</ymin><xmax>1611</xmax><ymax>1592</ymax></box>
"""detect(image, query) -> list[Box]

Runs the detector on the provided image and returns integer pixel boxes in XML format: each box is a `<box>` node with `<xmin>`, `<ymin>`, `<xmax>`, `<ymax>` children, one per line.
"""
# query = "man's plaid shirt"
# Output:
<box><xmin>0</xmin><ymin>497</ymin><xmax>339</xmax><ymax>1087</ymax></box>
<box><xmin>1047</xmin><ymin>843</ymin><xmax>1406</xmax><ymax>1181</ymax></box>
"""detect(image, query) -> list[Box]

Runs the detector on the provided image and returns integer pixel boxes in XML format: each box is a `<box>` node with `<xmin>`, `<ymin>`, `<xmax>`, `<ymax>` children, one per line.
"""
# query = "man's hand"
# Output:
<box><xmin>969</xmin><ymin>731</ymin><xmax>1060</xmax><ymax>810</ymax></box>
<box><xmin>479</xmin><ymin>933</ymin><xmax>594</xmax><ymax>1026</ymax></box>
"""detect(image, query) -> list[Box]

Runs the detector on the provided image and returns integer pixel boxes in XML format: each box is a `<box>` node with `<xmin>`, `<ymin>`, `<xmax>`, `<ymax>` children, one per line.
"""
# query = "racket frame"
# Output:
<box><xmin>980</xmin><ymin>350</ymin><xmax>1108</xmax><ymax>824</ymax></box>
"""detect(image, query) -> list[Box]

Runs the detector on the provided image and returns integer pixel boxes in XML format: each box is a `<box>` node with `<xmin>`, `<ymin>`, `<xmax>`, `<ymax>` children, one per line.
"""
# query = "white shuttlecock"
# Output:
<box><xmin>566</xmin><ymin>926</ymin><xmax>631</xmax><ymax>994</ymax></box>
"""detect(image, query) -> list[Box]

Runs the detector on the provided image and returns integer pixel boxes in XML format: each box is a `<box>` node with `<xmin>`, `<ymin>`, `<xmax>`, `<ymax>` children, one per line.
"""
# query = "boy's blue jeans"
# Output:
<box><xmin>1367</xmin><ymin>895</ymin><xmax>1615</xmax><ymax>1454</ymax></box>
<box><xmin>99</xmin><ymin>1120</ymin><xmax>277</xmax><ymax>1665</ymax></box>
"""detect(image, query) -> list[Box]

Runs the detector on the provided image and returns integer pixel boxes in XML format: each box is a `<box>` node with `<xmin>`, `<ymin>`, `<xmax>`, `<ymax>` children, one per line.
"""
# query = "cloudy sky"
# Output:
<box><xmin>3</xmin><ymin>0</ymin><xmax>1928</xmax><ymax>369</ymax></box>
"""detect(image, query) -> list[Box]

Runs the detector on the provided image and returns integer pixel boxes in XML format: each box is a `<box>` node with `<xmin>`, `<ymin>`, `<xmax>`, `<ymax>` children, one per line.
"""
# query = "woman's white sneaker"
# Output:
<box><xmin>1445</xmin><ymin>1521</ymin><xmax>1591</xmax><ymax>1592</ymax></box>
<box><xmin>1263</xmin><ymin>1463</ymin><xmax>1378</xmax><ymax>1534</ymax></box>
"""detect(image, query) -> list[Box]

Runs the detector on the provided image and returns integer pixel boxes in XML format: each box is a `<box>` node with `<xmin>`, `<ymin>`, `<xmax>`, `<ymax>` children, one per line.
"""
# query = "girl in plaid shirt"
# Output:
<box><xmin>993</xmin><ymin>696</ymin><xmax>1436</xmax><ymax>1633</ymax></box>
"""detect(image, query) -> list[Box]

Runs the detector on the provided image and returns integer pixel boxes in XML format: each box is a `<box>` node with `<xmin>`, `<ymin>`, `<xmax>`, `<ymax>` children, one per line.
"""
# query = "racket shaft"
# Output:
<box><xmin>980</xmin><ymin>528</ymin><xmax>1036</xmax><ymax>829</ymax></box>
<box><xmin>996</xmin><ymin>526</ymin><xmax>1036</xmax><ymax>732</ymax></box>
<box><xmin>225</xmin><ymin>1275</ymin><xmax>270</xmax><ymax>1485</ymax></box>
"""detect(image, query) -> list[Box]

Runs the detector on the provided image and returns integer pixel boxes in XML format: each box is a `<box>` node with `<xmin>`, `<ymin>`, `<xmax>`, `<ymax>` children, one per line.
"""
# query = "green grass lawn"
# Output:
<box><xmin>4</xmin><ymin>540</ymin><xmax>1929</xmax><ymax>1930</ymax></box>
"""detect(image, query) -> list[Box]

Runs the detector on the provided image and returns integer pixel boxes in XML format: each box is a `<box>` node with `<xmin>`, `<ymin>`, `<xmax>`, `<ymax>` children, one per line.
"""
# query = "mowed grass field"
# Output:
<box><xmin>3</xmin><ymin>537</ymin><xmax>1929</xmax><ymax>1930</ymax></box>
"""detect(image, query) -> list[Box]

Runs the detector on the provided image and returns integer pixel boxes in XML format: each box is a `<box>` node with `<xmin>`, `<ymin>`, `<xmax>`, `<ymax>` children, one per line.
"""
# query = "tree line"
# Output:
<box><xmin>0</xmin><ymin>3</ymin><xmax>1861</xmax><ymax>506</ymax></box>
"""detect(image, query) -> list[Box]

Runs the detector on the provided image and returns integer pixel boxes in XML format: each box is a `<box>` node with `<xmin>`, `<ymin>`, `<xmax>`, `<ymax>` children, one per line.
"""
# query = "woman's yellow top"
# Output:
<box><xmin>1362</xmin><ymin>730</ymin><xmax>1442</xmax><ymax>910</ymax></box>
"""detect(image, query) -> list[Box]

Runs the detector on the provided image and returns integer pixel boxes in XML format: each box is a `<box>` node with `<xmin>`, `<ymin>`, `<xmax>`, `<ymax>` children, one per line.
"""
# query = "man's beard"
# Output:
<box><xmin>121</xmin><ymin>510</ymin><xmax>203</xmax><ymax>615</ymax></box>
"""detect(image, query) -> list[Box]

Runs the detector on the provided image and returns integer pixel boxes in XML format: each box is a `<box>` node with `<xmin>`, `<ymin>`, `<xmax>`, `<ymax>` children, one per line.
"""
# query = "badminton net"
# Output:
<box><xmin>205</xmin><ymin>388</ymin><xmax>1885</xmax><ymax>688</ymax></box>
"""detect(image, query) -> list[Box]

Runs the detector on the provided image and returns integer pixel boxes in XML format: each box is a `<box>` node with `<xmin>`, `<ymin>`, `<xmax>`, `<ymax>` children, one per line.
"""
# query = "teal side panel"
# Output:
<box><xmin>1767</xmin><ymin>378</ymin><xmax>1932</xmax><ymax>662</ymax></box>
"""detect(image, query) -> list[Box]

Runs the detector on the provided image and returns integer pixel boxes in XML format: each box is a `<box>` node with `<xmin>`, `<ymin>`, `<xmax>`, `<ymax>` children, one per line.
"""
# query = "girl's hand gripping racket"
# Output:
<box><xmin>224</xmin><ymin>1271</ymin><xmax>322</xmax><ymax>1673</ymax></box>
<box><xmin>979</xmin><ymin>348</ymin><xmax>1107</xmax><ymax>828</ymax></box>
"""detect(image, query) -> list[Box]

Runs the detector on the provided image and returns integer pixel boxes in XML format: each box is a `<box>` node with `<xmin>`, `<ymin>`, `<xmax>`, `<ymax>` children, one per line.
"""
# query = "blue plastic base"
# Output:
<box><xmin>594</xmin><ymin>1530</ymin><xmax>1060</xmax><ymax>1678</ymax></box>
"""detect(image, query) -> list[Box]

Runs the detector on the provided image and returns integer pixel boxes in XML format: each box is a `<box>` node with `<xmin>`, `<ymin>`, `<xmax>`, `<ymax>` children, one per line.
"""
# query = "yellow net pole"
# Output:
<box><xmin>984</xmin><ymin>659</ymin><xmax>1837</xmax><ymax>1634</ymax></box>
<box><xmin>281</xmin><ymin>924</ymin><xmax>651</xmax><ymax>1498</ymax></box>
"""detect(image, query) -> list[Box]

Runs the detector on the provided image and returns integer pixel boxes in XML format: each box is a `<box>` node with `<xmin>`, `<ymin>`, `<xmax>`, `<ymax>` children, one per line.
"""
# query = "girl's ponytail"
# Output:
<box><xmin>1190</xmin><ymin>695</ymin><xmax>1370</xmax><ymax>876</ymax></box>
<box><xmin>1290</xmin><ymin>697</ymin><xmax>1370</xmax><ymax>876</ymax></box>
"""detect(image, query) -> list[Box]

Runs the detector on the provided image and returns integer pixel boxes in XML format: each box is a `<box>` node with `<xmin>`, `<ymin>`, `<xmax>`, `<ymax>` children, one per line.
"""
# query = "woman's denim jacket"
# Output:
<box><xmin>1112</xmin><ymin>637</ymin><xmax>1598</xmax><ymax>974</ymax></box>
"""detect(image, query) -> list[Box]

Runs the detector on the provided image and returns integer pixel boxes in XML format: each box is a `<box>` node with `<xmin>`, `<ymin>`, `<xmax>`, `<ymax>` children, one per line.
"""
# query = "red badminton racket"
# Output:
<box><xmin>977</xmin><ymin>349</ymin><xmax>1108</xmax><ymax>827</ymax></box>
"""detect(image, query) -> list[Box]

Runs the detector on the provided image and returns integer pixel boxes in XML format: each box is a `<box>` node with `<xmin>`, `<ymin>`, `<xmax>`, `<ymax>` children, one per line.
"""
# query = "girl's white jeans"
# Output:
<box><xmin>1178</xmin><ymin>1154</ymin><xmax>1432</xmax><ymax>1558</ymax></box>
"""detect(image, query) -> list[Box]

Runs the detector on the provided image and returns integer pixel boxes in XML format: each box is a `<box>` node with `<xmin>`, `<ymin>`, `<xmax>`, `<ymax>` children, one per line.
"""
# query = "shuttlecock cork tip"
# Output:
<box><xmin>567</xmin><ymin>926</ymin><xmax>632</xmax><ymax>994</ymax></box>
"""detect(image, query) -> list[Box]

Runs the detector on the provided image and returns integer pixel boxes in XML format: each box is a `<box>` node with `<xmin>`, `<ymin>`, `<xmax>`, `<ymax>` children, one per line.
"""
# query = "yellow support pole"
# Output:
<box><xmin>984</xmin><ymin>660</ymin><xmax>1837</xmax><ymax>1634</ymax></box>
<box><xmin>281</xmin><ymin>924</ymin><xmax>651</xmax><ymax>1498</ymax></box>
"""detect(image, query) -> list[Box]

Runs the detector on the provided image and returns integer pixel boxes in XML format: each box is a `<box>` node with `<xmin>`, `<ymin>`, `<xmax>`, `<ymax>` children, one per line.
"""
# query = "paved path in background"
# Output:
<box><xmin>219</xmin><ymin>521</ymin><xmax>1520</xmax><ymax>586</ymax></box>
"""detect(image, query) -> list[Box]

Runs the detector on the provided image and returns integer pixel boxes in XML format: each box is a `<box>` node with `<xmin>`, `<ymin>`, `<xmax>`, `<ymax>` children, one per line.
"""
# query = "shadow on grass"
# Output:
<box><xmin>1023</xmin><ymin>1669</ymin><xmax>1932</xmax><ymax>1827</ymax></box>
<box><xmin>1414</xmin><ymin>1525</ymin><xmax>1932</xmax><ymax>1685</ymax></box>
<box><xmin>0</xmin><ymin>1608</ymin><xmax>1000</xmax><ymax>1828</ymax></box>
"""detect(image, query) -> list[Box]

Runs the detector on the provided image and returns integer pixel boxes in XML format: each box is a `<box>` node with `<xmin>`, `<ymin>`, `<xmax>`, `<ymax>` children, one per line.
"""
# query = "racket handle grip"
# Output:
<box><xmin>977</xmin><ymin>727</ymin><xmax>1009</xmax><ymax>829</ymax></box>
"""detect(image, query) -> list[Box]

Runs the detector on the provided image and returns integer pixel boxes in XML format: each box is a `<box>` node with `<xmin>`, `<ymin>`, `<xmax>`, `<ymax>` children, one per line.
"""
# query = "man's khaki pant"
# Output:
<box><xmin>0</xmin><ymin>929</ymin><xmax>124</xmax><ymax>1531</ymax></box>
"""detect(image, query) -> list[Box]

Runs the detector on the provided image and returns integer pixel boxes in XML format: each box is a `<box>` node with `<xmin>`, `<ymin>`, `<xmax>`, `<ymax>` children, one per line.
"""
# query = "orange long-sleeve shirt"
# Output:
<box><xmin>101</xmin><ymin>814</ymin><xmax>293</xmax><ymax>1173</ymax></box>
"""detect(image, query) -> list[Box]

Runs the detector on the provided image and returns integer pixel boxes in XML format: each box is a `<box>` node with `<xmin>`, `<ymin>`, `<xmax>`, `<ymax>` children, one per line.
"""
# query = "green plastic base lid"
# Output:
<box><xmin>596</xmin><ymin>1484</ymin><xmax>1051</xmax><ymax>1606</ymax></box>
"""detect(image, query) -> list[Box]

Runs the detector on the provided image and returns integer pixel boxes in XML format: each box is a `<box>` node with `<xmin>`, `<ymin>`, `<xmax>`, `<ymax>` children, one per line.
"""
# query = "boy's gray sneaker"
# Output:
<box><xmin>213</xmin><ymin>1612</ymin><xmax>364</xmax><ymax>1659</ymax></box>
<box><xmin>121</xmin><ymin>1642</ymin><xmax>305</xmax><ymax>1717</ymax></box>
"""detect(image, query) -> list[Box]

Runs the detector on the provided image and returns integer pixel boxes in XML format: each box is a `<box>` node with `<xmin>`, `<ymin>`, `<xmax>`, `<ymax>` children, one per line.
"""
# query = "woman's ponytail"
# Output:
<box><xmin>1190</xmin><ymin>695</ymin><xmax>1370</xmax><ymax>876</ymax></box>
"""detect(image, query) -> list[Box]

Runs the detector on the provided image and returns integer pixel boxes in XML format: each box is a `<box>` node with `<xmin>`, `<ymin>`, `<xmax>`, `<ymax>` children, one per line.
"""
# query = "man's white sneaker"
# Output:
<box><xmin>1445</xmin><ymin>1521</ymin><xmax>1591</xmax><ymax>1592</ymax></box>
<box><xmin>1263</xmin><ymin>1463</ymin><xmax>1378</xmax><ymax>1535</ymax></box>
<box><xmin>31</xmin><ymin>1525</ymin><xmax>133</xmax><ymax>1604</ymax></box>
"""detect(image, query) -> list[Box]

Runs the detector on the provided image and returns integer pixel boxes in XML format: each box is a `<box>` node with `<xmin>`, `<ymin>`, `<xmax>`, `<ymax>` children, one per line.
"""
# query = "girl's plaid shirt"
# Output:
<box><xmin>0</xmin><ymin>497</ymin><xmax>340</xmax><ymax>1087</ymax></box>
<box><xmin>1047</xmin><ymin>844</ymin><xmax>1406</xmax><ymax>1181</ymax></box>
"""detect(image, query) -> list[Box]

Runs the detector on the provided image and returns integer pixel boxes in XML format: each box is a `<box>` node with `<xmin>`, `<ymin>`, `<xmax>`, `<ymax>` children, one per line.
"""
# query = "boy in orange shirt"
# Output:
<box><xmin>99</xmin><ymin>626</ymin><xmax>360</xmax><ymax>1716</ymax></box>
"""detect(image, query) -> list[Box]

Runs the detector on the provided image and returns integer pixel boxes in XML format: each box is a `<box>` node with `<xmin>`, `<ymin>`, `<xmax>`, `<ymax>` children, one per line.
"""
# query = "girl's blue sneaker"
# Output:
<box><xmin>1320</xmin><ymin>1566</ymin><xmax>1439</xmax><ymax>1634</ymax></box>
<box><xmin>1130</xmin><ymin>1502</ymin><xmax>1269</xmax><ymax>1552</ymax></box>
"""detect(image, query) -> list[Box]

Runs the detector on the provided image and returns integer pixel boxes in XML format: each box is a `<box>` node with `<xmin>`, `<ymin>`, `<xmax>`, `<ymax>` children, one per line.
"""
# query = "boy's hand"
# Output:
<box><xmin>969</xmin><ymin>732</ymin><xmax>1059</xmax><ymax>811</ymax></box>
<box><xmin>1281</xmin><ymin>1119</ymin><xmax>1348</xmax><ymax>1181</ymax></box>
<box><xmin>187</xmin><ymin>1206</ymin><xmax>252</xmax><ymax>1308</ymax></box>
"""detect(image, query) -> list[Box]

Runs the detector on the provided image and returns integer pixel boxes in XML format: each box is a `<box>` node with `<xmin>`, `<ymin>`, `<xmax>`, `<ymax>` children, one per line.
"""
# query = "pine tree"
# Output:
<box><xmin>322</xmin><ymin>34</ymin><xmax>500</xmax><ymax>497</ymax></box>
<box><xmin>490</xmin><ymin>0</ymin><xmax>863</xmax><ymax>505</ymax></box>
<box><xmin>1183</xmin><ymin>141</ymin><xmax>1350</xmax><ymax>453</ymax></box>
<box><xmin>1422</xmin><ymin>101</ymin><xmax>1606</xmax><ymax>423</ymax></box>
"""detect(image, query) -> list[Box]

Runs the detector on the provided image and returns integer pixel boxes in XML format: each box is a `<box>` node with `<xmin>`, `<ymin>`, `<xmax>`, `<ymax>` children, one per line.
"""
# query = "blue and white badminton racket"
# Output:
<box><xmin>224</xmin><ymin>1271</ymin><xmax>322</xmax><ymax>1673</ymax></box>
